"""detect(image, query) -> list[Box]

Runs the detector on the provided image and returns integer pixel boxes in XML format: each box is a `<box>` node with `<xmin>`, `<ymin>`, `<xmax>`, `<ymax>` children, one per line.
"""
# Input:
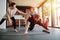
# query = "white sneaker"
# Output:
<box><xmin>24</xmin><ymin>31</ymin><xmax>28</xmax><ymax>34</ymax></box>
<box><xmin>14</xmin><ymin>29</ymin><xmax>18</xmax><ymax>32</ymax></box>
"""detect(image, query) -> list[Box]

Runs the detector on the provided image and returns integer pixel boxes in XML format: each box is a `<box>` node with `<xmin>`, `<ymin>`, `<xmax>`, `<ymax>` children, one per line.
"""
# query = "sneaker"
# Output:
<box><xmin>14</xmin><ymin>29</ymin><xmax>18</xmax><ymax>32</ymax></box>
<box><xmin>24</xmin><ymin>31</ymin><xmax>28</xmax><ymax>34</ymax></box>
<box><xmin>42</xmin><ymin>30</ymin><xmax>50</xmax><ymax>34</ymax></box>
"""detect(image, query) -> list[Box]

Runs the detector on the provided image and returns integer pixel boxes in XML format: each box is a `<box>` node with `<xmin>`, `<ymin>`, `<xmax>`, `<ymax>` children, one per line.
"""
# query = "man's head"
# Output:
<box><xmin>26</xmin><ymin>8</ymin><xmax>30</xmax><ymax>13</ymax></box>
<box><xmin>9</xmin><ymin>2</ymin><xmax>16</xmax><ymax>9</ymax></box>
<box><xmin>33</xmin><ymin>14</ymin><xmax>40</xmax><ymax>21</ymax></box>
<box><xmin>30</xmin><ymin>7</ymin><xmax>35</xmax><ymax>12</ymax></box>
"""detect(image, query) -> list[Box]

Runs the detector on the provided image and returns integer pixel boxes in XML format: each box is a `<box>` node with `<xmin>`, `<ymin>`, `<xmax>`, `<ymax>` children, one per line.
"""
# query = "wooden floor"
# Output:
<box><xmin>0</xmin><ymin>25</ymin><xmax>60</xmax><ymax>40</ymax></box>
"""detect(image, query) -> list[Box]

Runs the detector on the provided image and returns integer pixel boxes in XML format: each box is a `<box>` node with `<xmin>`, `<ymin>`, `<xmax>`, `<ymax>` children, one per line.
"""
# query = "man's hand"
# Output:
<box><xmin>9</xmin><ymin>20</ymin><xmax>12</xmax><ymax>24</ymax></box>
<box><xmin>24</xmin><ymin>13</ymin><xmax>27</xmax><ymax>16</ymax></box>
<box><xmin>9</xmin><ymin>19</ymin><xmax>12</xmax><ymax>24</ymax></box>
<box><xmin>17</xmin><ymin>10</ymin><xmax>25</xmax><ymax>15</ymax></box>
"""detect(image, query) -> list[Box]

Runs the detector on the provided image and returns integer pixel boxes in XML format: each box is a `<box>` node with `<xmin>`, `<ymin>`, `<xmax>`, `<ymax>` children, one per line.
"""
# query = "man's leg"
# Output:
<box><xmin>28</xmin><ymin>22</ymin><xmax>35</xmax><ymax>31</ymax></box>
<box><xmin>36</xmin><ymin>19</ymin><xmax>50</xmax><ymax>33</ymax></box>
<box><xmin>27</xmin><ymin>17</ymin><xmax>36</xmax><ymax>31</ymax></box>
<box><xmin>37</xmin><ymin>19</ymin><xmax>48</xmax><ymax>30</ymax></box>
<box><xmin>11</xmin><ymin>17</ymin><xmax>18</xmax><ymax>32</ymax></box>
<box><xmin>25</xmin><ymin>21</ymin><xmax>30</xmax><ymax>34</ymax></box>
<box><xmin>0</xmin><ymin>18</ymin><xmax>6</xmax><ymax>25</ymax></box>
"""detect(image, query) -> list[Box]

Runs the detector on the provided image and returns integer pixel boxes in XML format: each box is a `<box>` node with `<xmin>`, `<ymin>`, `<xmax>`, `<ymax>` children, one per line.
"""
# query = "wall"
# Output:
<box><xmin>0</xmin><ymin>0</ymin><xmax>6</xmax><ymax>29</ymax></box>
<box><xmin>9</xmin><ymin>0</ymin><xmax>42</xmax><ymax>7</ymax></box>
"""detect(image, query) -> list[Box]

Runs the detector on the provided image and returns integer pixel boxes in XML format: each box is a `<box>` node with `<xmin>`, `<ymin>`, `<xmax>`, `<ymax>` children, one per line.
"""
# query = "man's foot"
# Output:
<box><xmin>42</xmin><ymin>30</ymin><xmax>50</xmax><ymax>34</ymax></box>
<box><xmin>24</xmin><ymin>31</ymin><xmax>28</xmax><ymax>34</ymax></box>
<box><xmin>14</xmin><ymin>29</ymin><xmax>18</xmax><ymax>32</ymax></box>
<box><xmin>28</xmin><ymin>29</ymin><xmax>33</xmax><ymax>31</ymax></box>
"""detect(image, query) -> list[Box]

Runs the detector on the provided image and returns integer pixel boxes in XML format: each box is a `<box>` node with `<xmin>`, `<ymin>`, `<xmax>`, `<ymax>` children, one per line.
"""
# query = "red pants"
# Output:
<box><xmin>37</xmin><ymin>20</ymin><xmax>48</xmax><ymax>30</ymax></box>
<box><xmin>28</xmin><ymin>16</ymin><xmax>48</xmax><ymax>31</ymax></box>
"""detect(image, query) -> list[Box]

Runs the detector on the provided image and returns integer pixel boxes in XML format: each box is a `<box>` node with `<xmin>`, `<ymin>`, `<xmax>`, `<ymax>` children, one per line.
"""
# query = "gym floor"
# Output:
<box><xmin>0</xmin><ymin>25</ymin><xmax>60</xmax><ymax>40</ymax></box>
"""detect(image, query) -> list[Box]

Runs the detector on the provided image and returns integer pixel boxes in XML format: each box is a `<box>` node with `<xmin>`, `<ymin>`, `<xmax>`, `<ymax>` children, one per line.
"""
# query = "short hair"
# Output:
<box><xmin>9</xmin><ymin>2</ymin><xmax>16</xmax><ymax>7</ymax></box>
<box><xmin>30</xmin><ymin>7</ymin><xmax>34</xmax><ymax>11</ymax></box>
<box><xmin>33</xmin><ymin>14</ymin><xmax>40</xmax><ymax>19</ymax></box>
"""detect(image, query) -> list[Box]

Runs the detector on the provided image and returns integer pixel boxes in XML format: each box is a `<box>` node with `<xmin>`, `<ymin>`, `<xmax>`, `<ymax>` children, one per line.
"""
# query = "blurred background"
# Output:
<box><xmin>0</xmin><ymin>0</ymin><xmax>60</xmax><ymax>29</ymax></box>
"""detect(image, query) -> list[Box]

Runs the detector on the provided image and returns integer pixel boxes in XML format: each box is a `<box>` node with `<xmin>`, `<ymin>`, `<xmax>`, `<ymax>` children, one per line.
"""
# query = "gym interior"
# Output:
<box><xmin>0</xmin><ymin>0</ymin><xmax>60</xmax><ymax>40</ymax></box>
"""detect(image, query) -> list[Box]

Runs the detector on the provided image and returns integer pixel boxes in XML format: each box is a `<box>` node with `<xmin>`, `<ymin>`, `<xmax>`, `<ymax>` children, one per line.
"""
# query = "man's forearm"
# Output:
<box><xmin>17</xmin><ymin>10</ymin><xmax>26</xmax><ymax>15</ymax></box>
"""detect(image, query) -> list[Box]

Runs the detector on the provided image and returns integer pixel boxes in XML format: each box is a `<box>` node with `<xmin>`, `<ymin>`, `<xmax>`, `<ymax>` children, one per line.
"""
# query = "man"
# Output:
<box><xmin>0</xmin><ymin>2</ymin><xmax>26</xmax><ymax>32</ymax></box>
<box><xmin>24</xmin><ymin>8</ymin><xmax>31</xmax><ymax>34</ymax></box>
<box><xmin>25</xmin><ymin>7</ymin><xmax>50</xmax><ymax>34</ymax></box>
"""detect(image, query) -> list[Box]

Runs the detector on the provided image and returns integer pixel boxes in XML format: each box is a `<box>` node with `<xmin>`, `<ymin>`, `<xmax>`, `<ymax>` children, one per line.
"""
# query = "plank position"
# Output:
<box><xmin>25</xmin><ymin>8</ymin><xmax>50</xmax><ymax>34</ymax></box>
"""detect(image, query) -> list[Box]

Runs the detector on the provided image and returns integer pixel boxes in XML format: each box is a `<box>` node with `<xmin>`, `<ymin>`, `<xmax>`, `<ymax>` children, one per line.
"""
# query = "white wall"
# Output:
<box><xmin>10</xmin><ymin>0</ymin><xmax>42</xmax><ymax>7</ymax></box>
<box><xmin>0</xmin><ymin>0</ymin><xmax>6</xmax><ymax>29</ymax></box>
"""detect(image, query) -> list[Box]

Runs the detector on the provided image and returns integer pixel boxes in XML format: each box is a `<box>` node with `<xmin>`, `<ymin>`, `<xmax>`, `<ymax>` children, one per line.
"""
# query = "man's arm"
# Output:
<box><xmin>17</xmin><ymin>10</ymin><xmax>26</xmax><ymax>15</ymax></box>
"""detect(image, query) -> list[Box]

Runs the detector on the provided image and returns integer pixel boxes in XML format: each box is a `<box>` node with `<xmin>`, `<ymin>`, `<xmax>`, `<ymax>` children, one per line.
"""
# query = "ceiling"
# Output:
<box><xmin>9</xmin><ymin>0</ymin><xmax>45</xmax><ymax>7</ymax></box>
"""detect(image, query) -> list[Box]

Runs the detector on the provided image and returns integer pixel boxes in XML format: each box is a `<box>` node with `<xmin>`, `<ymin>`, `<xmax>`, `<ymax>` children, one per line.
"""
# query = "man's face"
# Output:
<box><xmin>26</xmin><ymin>9</ymin><xmax>30</xmax><ymax>13</ymax></box>
<box><xmin>13</xmin><ymin>5</ymin><xmax>16</xmax><ymax>8</ymax></box>
<box><xmin>10</xmin><ymin>5</ymin><xmax>16</xmax><ymax>9</ymax></box>
<box><xmin>30</xmin><ymin>8</ymin><xmax>34</xmax><ymax>12</ymax></box>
